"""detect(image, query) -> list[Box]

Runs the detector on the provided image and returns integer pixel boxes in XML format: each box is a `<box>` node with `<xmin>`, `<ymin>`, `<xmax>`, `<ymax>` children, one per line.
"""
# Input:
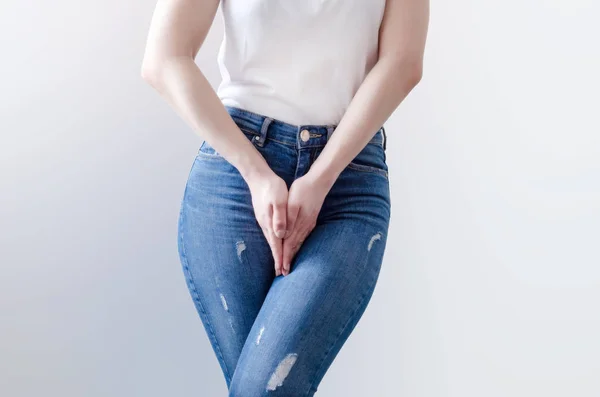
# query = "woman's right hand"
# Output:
<box><xmin>246</xmin><ymin>171</ymin><xmax>289</xmax><ymax>277</ymax></box>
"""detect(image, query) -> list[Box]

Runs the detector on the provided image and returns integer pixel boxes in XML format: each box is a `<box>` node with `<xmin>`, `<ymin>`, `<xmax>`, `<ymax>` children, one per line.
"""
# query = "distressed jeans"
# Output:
<box><xmin>177</xmin><ymin>106</ymin><xmax>391</xmax><ymax>396</ymax></box>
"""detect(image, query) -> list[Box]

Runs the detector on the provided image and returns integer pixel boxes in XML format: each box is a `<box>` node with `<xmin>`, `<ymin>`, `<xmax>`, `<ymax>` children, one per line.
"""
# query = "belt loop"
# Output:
<box><xmin>257</xmin><ymin>117</ymin><xmax>273</xmax><ymax>147</ymax></box>
<box><xmin>381</xmin><ymin>126</ymin><xmax>387</xmax><ymax>151</ymax></box>
<box><xmin>327</xmin><ymin>126</ymin><xmax>335</xmax><ymax>141</ymax></box>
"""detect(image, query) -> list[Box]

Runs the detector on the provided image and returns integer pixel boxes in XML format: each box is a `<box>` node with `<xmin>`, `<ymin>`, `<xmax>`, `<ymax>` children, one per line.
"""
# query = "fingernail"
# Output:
<box><xmin>275</xmin><ymin>229</ymin><xmax>285</xmax><ymax>238</ymax></box>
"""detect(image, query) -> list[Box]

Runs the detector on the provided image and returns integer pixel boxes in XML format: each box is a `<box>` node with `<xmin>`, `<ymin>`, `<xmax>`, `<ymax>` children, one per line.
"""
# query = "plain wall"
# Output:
<box><xmin>1</xmin><ymin>1</ymin><xmax>599</xmax><ymax>396</ymax></box>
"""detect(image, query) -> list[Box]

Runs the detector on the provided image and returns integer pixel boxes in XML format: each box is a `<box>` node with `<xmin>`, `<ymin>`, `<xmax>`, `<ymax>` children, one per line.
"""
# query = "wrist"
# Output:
<box><xmin>236</xmin><ymin>155</ymin><xmax>273</xmax><ymax>187</ymax></box>
<box><xmin>306</xmin><ymin>162</ymin><xmax>340</xmax><ymax>192</ymax></box>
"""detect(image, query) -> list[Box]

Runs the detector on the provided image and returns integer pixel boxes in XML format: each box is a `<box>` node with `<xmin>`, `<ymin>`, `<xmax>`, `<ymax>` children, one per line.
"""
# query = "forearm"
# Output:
<box><xmin>309</xmin><ymin>56</ymin><xmax>422</xmax><ymax>186</ymax></box>
<box><xmin>142</xmin><ymin>57</ymin><xmax>271</xmax><ymax>182</ymax></box>
<box><xmin>308</xmin><ymin>0</ymin><xmax>429</xmax><ymax>188</ymax></box>
<box><xmin>140</xmin><ymin>0</ymin><xmax>270</xmax><ymax>183</ymax></box>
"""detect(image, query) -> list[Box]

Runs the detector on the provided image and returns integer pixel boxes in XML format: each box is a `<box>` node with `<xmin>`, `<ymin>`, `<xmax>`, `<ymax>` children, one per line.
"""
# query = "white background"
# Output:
<box><xmin>2</xmin><ymin>1</ymin><xmax>599</xmax><ymax>396</ymax></box>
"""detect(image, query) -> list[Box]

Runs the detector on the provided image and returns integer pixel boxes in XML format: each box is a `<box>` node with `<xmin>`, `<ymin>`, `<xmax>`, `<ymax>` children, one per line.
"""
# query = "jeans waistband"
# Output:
<box><xmin>225</xmin><ymin>106</ymin><xmax>386</xmax><ymax>151</ymax></box>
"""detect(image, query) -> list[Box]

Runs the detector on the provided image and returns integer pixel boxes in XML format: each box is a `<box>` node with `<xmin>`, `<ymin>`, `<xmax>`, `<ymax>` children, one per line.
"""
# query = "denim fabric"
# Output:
<box><xmin>177</xmin><ymin>106</ymin><xmax>391</xmax><ymax>396</ymax></box>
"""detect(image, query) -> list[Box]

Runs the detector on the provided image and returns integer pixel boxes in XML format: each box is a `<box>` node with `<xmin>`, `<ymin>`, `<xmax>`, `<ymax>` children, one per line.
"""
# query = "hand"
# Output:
<box><xmin>246</xmin><ymin>171</ymin><xmax>289</xmax><ymax>276</ymax></box>
<box><xmin>281</xmin><ymin>171</ymin><xmax>333</xmax><ymax>276</ymax></box>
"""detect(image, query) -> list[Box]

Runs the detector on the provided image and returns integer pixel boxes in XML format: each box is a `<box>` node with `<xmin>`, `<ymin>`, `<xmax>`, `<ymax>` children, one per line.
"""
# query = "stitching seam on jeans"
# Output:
<box><xmin>346</xmin><ymin>161</ymin><xmax>389</xmax><ymax>179</ymax></box>
<box><xmin>238</xmin><ymin>127</ymin><xmax>384</xmax><ymax>149</ymax></box>
<box><xmin>179</xmin><ymin>198</ymin><xmax>232</xmax><ymax>383</ymax></box>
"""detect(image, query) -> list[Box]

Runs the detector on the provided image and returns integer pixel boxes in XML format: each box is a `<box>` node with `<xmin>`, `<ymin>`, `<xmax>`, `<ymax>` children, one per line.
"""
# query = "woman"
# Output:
<box><xmin>141</xmin><ymin>0</ymin><xmax>428</xmax><ymax>395</ymax></box>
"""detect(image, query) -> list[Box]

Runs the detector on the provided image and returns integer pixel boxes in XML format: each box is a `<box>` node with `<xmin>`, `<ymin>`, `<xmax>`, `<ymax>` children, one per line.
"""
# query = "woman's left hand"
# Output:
<box><xmin>281</xmin><ymin>172</ymin><xmax>333</xmax><ymax>276</ymax></box>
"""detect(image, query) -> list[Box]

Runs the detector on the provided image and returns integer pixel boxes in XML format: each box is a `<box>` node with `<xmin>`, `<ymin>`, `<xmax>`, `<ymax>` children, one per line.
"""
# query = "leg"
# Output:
<box><xmin>228</xmin><ymin>218</ymin><xmax>389</xmax><ymax>396</ymax></box>
<box><xmin>177</xmin><ymin>155</ymin><xmax>276</xmax><ymax>387</ymax></box>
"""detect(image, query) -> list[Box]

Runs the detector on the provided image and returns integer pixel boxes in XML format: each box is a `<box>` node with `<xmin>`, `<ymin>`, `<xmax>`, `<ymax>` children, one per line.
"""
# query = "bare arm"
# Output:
<box><xmin>308</xmin><ymin>0</ymin><xmax>430</xmax><ymax>186</ymax></box>
<box><xmin>140</xmin><ymin>0</ymin><xmax>271</xmax><ymax>183</ymax></box>
<box><xmin>141</xmin><ymin>0</ymin><xmax>290</xmax><ymax>276</ymax></box>
<box><xmin>279</xmin><ymin>0</ymin><xmax>429</xmax><ymax>274</ymax></box>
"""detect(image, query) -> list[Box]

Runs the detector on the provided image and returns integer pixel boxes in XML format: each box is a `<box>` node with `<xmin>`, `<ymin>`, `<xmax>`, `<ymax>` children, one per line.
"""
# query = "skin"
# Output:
<box><xmin>141</xmin><ymin>0</ymin><xmax>429</xmax><ymax>277</ymax></box>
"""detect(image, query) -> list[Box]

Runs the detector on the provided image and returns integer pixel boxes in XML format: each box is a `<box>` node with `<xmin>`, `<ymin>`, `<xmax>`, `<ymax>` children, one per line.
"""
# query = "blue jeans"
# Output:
<box><xmin>177</xmin><ymin>106</ymin><xmax>391</xmax><ymax>396</ymax></box>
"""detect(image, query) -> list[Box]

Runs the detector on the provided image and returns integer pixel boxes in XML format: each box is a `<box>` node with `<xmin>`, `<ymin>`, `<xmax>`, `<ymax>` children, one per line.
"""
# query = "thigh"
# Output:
<box><xmin>228</xmin><ymin>213</ymin><xmax>390</xmax><ymax>396</ymax></box>
<box><xmin>177</xmin><ymin>151</ymin><xmax>275</xmax><ymax>386</ymax></box>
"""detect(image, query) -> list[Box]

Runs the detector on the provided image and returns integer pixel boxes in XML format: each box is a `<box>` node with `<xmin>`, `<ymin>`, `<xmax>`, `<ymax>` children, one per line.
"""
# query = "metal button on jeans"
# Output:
<box><xmin>300</xmin><ymin>129</ymin><xmax>310</xmax><ymax>142</ymax></box>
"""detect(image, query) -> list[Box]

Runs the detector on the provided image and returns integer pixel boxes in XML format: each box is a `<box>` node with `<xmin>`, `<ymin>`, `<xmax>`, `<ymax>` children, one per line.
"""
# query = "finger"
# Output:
<box><xmin>281</xmin><ymin>207</ymin><xmax>309</xmax><ymax>275</ymax></box>
<box><xmin>267</xmin><ymin>225</ymin><xmax>284</xmax><ymax>276</ymax></box>
<box><xmin>282</xmin><ymin>230</ymin><xmax>305</xmax><ymax>276</ymax></box>
<box><xmin>291</xmin><ymin>222</ymin><xmax>315</xmax><ymax>260</ymax></box>
<box><xmin>265</xmin><ymin>206</ymin><xmax>283</xmax><ymax>275</ymax></box>
<box><xmin>261</xmin><ymin>224</ymin><xmax>282</xmax><ymax>277</ymax></box>
<box><xmin>285</xmin><ymin>239</ymin><xmax>304</xmax><ymax>276</ymax></box>
<box><xmin>272</xmin><ymin>200</ymin><xmax>287</xmax><ymax>239</ymax></box>
<box><xmin>272</xmin><ymin>232</ymin><xmax>284</xmax><ymax>276</ymax></box>
<box><xmin>292</xmin><ymin>236</ymin><xmax>305</xmax><ymax>260</ymax></box>
<box><xmin>282</xmin><ymin>230</ymin><xmax>298</xmax><ymax>276</ymax></box>
<box><xmin>285</xmin><ymin>202</ymin><xmax>300</xmax><ymax>239</ymax></box>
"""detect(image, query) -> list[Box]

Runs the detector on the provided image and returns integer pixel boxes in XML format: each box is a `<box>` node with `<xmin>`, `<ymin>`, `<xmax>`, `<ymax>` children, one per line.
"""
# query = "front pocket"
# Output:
<box><xmin>347</xmin><ymin>161</ymin><xmax>389</xmax><ymax>179</ymax></box>
<box><xmin>196</xmin><ymin>130</ymin><xmax>259</xmax><ymax>160</ymax></box>
<box><xmin>196</xmin><ymin>140</ymin><xmax>221</xmax><ymax>159</ymax></box>
<box><xmin>345</xmin><ymin>143</ymin><xmax>389</xmax><ymax>179</ymax></box>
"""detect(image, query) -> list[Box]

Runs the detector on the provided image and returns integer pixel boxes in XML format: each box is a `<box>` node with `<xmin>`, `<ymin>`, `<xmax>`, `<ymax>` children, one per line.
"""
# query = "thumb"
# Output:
<box><xmin>272</xmin><ymin>200</ymin><xmax>287</xmax><ymax>239</ymax></box>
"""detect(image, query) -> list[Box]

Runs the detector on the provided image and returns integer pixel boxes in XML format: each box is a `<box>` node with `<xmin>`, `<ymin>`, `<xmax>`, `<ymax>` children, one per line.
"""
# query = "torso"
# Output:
<box><xmin>216</xmin><ymin>0</ymin><xmax>387</xmax><ymax>126</ymax></box>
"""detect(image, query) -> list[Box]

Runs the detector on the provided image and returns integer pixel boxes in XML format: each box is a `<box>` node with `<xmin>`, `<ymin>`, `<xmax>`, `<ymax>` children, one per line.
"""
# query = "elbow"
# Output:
<box><xmin>140</xmin><ymin>50</ymin><xmax>170</xmax><ymax>88</ymax></box>
<box><xmin>140</xmin><ymin>58</ymin><xmax>162</xmax><ymax>88</ymax></box>
<box><xmin>141</xmin><ymin>54</ymin><xmax>193</xmax><ymax>89</ymax></box>
<box><xmin>383</xmin><ymin>55</ymin><xmax>424</xmax><ymax>92</ymax></box>
<box><xmin>386</xmin><ymin>52</ymin><xmax>424</xmax><ymax>89</ymax></box>
<box><xmin>405</xmin><ymin>60</ymin><xmax>423</xmax><ymax>90</ymax></box>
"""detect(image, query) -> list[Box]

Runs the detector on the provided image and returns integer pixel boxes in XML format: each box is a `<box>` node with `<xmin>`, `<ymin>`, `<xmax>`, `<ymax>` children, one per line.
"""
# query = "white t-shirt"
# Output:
<box><xmin>216</xmin><ymin>0</ymin><xmax>386</xmax><ymax>126</ymax></box>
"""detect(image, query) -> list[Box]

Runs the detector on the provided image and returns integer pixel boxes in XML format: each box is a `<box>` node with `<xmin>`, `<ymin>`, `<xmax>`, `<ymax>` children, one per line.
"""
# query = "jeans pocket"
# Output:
<box><xmin>196</xmin><ymin>129</ymin><xmax>259</xmax><ymax>160</ymax></box>
<box><xmin>347</xmin><ymin>161</ymin><xmax>388</xmax><ymax>179</ymax></box>
<box><xmin>346</xmin><ymin>143</ymin><xmax>389</xmax><ymax>179</ymax></box>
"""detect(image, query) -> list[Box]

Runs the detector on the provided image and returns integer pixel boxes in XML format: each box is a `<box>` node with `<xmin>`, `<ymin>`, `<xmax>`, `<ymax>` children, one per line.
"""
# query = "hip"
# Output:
<box><xmin>182</xmin><ymin>105</ymin><xmax>391</xmax><ymax>224</ymax></box>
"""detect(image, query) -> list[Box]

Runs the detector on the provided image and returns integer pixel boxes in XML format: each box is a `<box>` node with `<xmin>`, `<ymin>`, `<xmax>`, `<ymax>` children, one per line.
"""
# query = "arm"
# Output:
<box><xmin>140</xmin><ymin>0</ymin><xmax>272</xmax><ymax>183</ymax></box>
<box><xmin>308</xmin><ymin>0</ymin><xmax>430</xmax><ymax>187</ymax></box>
<box><xmin>141</xmin><ymin>0</ymin><xmax>289</xmax><ymax>275</ymax></box>
<box><xmin>280</xmin><ymin>0</ymin><xmax>429</xmax><ymax>275</ymax></box>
